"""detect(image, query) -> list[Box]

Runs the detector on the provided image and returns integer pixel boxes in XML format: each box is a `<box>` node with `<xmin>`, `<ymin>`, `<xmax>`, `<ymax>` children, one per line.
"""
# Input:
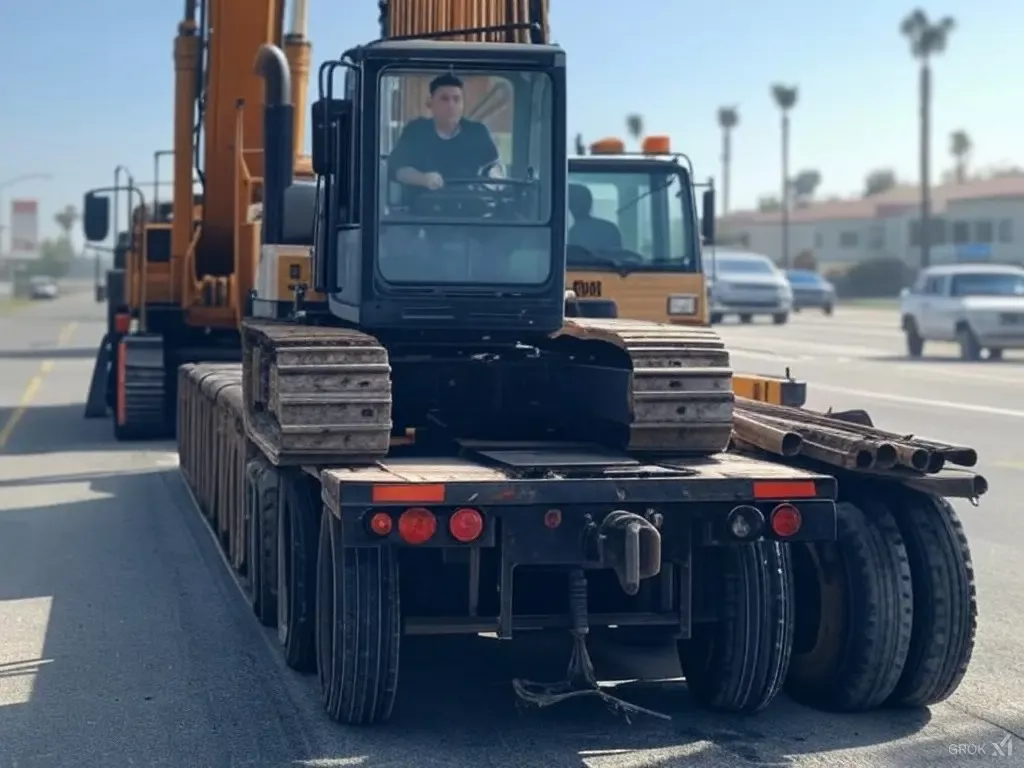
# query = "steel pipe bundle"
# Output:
<box><xmin>730</xmin><ymin>397</ymin><xmax>985</xmax><ymax>497</ymax></box>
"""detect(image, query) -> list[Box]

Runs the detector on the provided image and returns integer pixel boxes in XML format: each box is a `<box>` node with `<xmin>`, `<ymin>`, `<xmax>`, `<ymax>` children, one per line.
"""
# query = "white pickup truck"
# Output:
<box><xmin>900</xmin><ymin>263</ymin><xmax>1024</xmax><ymax>360</ymax></box>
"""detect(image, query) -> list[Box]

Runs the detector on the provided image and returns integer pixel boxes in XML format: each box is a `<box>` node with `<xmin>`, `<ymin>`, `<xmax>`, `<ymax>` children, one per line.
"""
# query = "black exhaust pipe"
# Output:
<box><xmin>254</xmin><ymin>44</ymin><xmax>294</xmax><ymax>245</ymax></box>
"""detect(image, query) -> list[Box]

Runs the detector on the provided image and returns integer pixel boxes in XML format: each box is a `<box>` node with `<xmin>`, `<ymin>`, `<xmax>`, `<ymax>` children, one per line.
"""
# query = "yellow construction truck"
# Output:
<box><xmin>83</xmin><ymin>0</ymin><xmax>979</xmax><ymax>729</ymax></box>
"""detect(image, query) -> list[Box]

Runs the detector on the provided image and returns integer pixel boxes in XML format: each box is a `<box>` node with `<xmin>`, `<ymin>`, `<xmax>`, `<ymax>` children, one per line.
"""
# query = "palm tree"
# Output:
<box><xmin>771</xmin><ymin>84</ymin><xmax>798</xmax><ymax>267</ymax></box>
<box><xmin>717</xmin><ymin>106</ymin><xmax>739</xmax><ymax>215</ymax></box>
<box><xmin>901</xmin><ymin>8</ymin><xmax>955</xmax><ymax>268</ymax></box>
<box><xmin>949</xmin><ymin>129</ymin><xmax>971</xmax><ymax>184</ymax></box>
<box><xmin>54</xmin><ymin>204</ymin><xmax>79</xmax><ymax>240</ymax></box>
<box><xmin>625</xmin><ymin>114</ymin><xmax>644</xmax><ymax>149</ymax></box>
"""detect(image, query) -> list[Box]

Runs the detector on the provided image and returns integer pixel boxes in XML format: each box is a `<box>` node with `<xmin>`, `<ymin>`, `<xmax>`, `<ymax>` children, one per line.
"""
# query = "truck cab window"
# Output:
<box><xmin>566</xmin><ymin>167</ymin><xmax>697</xmax><ymax>272</ymax></box>
<box><xmin>376</xmin><ymin>68</ymin><xmax>554</xmax><ymax>286</ymax></box>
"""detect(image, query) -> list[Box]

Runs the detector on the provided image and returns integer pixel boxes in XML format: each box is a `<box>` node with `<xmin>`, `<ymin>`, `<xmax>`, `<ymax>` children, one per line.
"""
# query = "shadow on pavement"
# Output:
<box><xmin>0</xmin><ymin>403</ymin><xmax>172</xmax><ymax>455</ymax></box>
<box><xmin>0</xmin><ymin>346</ymin><xmax>99</xmax><ymax>361</ymax></box>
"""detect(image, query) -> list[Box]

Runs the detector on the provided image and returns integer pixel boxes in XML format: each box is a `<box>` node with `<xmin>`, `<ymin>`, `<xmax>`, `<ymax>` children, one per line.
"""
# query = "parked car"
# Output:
<box><xmin>899</xmin><ymin>263</ymin><xmax>1024</xmax><ymax>360</ymax></box>
<box><xmin>785</xmin><ymin>269</ymin><xmax>835</xmax><ymax>315</ymax></box>
<box><xmin>29</xmin><ymin>276</ymin><xmax>59</xmax><ymax>300</ymax></box>
<box><xmin>704</xmin><ymin>249</ymin><xmax>792</xmax><ymax>324</ymax></box>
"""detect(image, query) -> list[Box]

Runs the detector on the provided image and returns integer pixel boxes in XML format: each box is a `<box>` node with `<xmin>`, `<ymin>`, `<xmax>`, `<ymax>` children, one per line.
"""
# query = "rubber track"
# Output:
<box><xmin>118</xmin><ymin>335</ymin><xmax>167</xmax><ymax>439</ymax></box>
<box><xmin>241</xmin><ymin>321</ymin><xmax>393</xmax><ymax>465</ymax></box>
<box><xmin>554</xmin><ymin>318</ymin><xmax>735</xmax><ymax>455</ymax></box>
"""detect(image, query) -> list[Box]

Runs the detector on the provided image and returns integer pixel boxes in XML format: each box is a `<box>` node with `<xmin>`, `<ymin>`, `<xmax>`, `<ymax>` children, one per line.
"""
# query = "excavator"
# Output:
<box><xmin>83</xmin><ymin>0</ymin><xmax>978</xmax><ymax>731</ymax></box>
<box><xmin>83</xmin><ymin>0</ymin><xmax>316</xmax><ymax>439</ymax></box>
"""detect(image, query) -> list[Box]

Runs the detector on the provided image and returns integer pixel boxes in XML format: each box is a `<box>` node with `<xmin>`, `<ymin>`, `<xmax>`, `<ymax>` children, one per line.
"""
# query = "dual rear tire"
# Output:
<box><xmin>246</xmin><ymin>464</ymin><xmax>400</xmax><ymax>725</ymax></box>
<box><xmin>786</xmin><ymin>484</ymin><xmax>976</xmax><ymax>711</ymax></box>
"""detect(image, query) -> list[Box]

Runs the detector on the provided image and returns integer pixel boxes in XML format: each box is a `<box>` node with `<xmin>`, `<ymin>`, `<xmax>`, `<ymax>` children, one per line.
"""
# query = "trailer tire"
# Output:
<box><xmin>678</xmin><ymin>541</ymin><xmax>794</xmax><ymax>713</ymax></box>
<box><xmin>247</xmin><ymin>460</ymin><xmax>278</xmax><ymax>627</ymax></box>
<box><xmin>276</xmin><ymin>469</ymin><xmax>320</xmax><ymax>673</ymax></box>
<box><xmin>884</xmin><ymin>489</ymin><xmax>977</xmax><ymax>707</ymax></box>
<box><xmin>786</xmin><ymin>496</ymin><xmax>914</xmax><ymax>711</ymax></box>
<box><xmin>317</xmin><ymin>512</ymin><xmax>401</xmax><ymax>725</ymax></box>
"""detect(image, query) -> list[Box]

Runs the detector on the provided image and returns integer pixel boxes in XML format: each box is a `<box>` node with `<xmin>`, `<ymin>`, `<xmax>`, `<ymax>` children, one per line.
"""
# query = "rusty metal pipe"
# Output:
<box><xmin>893</xmin><ymin>442</ymin><xmax>932</xmax><ymax>472</ymax></box>
<box><xmin>799</xmin><ymin>440</ymin><xmax>871</xmax><ymax>470</ymax></box>
<box><xmin>873</xmin><ymin>442</ymin><xmax>898</xmax><ymax>470</ymax></box>
<box><xmin>733</xmin><ymin>412</ymin><xmax>803</xmax><ymax>457</ymax></box>
<box><xmin>736</xmin><ymin>398</ymin><xmax>975</xmax><ymax>470</ymax></box>
<box><xmin>746</xmin><ymin>411</ymin><xmax>880</xmax><ymax>469</ymax></box>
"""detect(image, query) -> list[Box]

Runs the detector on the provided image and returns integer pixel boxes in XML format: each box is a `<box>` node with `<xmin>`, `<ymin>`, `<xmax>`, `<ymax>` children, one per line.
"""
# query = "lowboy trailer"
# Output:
<box><xmin>179</xmin><ymin>363</ymin><xmax>839</xmax><ymax>722</ymax></box>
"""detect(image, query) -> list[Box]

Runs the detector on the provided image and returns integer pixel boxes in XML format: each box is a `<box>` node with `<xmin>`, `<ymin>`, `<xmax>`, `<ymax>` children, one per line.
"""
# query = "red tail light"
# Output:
<box><xmin>368</xmin><ymin>511</ymin><xmax>393</xmax><ymax>536</ymax></box>
<box><xmin>449</xmin><ymin>507</ymin><xmax>484</xmax><ymax>543</ymax></box>
<box><xmin>398</xmin><ymin>507</ymin><xmax>437</xmax><ymax>545</ymax></box>
<box><xmin>770</xmin><ymin>503</ymin><xmax>802</xmax><ymax>537</ymax></box>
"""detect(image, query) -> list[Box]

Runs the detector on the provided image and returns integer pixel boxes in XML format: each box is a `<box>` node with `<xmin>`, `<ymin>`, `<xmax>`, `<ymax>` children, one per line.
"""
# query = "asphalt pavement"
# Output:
<box><xmin>0</xmin><ymin>294</ymin><xmax>1021</xmax><ymax>767</ymax></box>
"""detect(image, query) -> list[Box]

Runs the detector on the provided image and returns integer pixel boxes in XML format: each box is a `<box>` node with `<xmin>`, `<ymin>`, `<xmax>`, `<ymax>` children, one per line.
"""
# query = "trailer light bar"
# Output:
<box><xmin>752</xmin><ymin>480</ymin><xmax>816</xmax><ymax>499</ymax></box>
<box><xmin>371</xmin><ymin>483</ymin><xmax>445</xmax><ymax>503</ymax></box>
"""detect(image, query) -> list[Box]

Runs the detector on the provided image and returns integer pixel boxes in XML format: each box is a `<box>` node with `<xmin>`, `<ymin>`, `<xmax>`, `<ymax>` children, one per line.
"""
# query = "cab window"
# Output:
<box><xmin>375</xmin><ymin>67</ymin><xmax>555</xmax><ymax>286</ymax></box>
<box><xmin>566</xmin><ymin>168</ymin><xmax>696</xmax><ymax>271</ymax></box>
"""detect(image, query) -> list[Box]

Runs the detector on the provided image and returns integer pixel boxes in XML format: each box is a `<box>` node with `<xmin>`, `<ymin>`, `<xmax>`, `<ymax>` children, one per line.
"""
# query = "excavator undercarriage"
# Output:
<box><xmin>241</xmin><ymin>315</ymin><xmax>736</xmax><ymax>466</ymax></box>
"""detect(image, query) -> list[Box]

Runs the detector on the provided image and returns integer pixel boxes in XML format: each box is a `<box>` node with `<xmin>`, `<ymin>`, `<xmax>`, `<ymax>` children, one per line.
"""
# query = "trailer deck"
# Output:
<box><xmin>319</xmin><ymin>443</ymin><xmax>839</xmax><ymax>516</ymax></box>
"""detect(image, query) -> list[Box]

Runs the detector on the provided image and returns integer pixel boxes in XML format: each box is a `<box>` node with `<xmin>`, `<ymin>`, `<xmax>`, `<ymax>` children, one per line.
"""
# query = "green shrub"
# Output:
<box><xmin>835</xmin><ymin>257</ymin><xmax>914</xmax><ymax>298</ymax></box>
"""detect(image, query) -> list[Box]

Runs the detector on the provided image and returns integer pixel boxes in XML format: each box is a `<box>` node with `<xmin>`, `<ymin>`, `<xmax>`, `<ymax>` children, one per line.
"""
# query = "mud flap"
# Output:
<box><xmin>84</xmin><ymin>334</ymin><xmax>112</xmax><ymax>419</ymax></box>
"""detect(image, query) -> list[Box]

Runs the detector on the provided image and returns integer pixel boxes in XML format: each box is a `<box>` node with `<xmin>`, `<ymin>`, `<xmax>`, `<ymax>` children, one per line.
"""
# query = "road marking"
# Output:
<box><xmin>0</xmin><ymin>322</ymin><xmax>77</xmax><ymax>450</ymax></box>
<box><xmin>0</xmin><ymin>374</ymin><xmax>44</xmax><ymax>449</ymax></box>
<box><xmin>812</xmin><ymin>382</ymin><xmax>1024</xmax><ymax>419</ymax></box>
<box><xmin>56</xmin><ymin>321</ymin><xmax>78</xmax><ymax>347</ymax></box>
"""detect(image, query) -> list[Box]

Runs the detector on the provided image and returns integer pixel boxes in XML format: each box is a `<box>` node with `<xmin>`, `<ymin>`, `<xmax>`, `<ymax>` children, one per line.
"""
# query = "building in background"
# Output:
<box><xmin>718</xmin><ymin>174</ymin><xmax>1024</xmax><ymax>268</ymax></box>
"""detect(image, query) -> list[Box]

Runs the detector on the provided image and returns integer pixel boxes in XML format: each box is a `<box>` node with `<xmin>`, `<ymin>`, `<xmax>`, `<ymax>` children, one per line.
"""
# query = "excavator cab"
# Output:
<box><xmin>253</xmin><ymin>39</ymin><xmax>568</xmax><ymax>338</ymax></box>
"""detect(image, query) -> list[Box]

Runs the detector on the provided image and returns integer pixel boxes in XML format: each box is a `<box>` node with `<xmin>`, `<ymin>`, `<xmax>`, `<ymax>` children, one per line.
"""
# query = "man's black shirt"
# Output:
<box><xmin>387</xmin><ymin>117</ymin><xmax>500</xmax><ymax>205</ymax></box>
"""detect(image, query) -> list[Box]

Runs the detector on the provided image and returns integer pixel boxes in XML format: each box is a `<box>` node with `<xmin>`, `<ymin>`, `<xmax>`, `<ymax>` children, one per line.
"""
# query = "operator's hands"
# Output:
<box><xmin>422</xmin><ymin>172</ymin><xmax>444</xmax><ymax>190</ymax></box>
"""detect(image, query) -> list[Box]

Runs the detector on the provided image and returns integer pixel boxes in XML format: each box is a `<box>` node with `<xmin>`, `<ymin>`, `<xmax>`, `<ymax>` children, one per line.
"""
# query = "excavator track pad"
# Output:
<box><xmin>548</xmin><ymin>318</ymin><xmax>734</xmax><ymax>455</ymax></box>
<box><xmin>241</xmin><ymin>321</ymin><xmax>393</xmax><ymax>466</ymax></box>
<box><xmin>115</xmin><ymin>334</ymin><xmax>170</xmax><ymax>440</ymax></box>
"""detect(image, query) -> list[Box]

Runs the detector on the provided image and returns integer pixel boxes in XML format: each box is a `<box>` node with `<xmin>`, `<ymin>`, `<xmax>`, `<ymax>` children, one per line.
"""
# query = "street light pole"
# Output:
<box><xmin>0</xmin><ymin>172</ymin><xmax>53</xmax><ymax>257</ymax></box>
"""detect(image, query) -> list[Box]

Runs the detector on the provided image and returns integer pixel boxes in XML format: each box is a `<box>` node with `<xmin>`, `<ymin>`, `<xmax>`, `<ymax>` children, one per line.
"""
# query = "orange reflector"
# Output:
<box><xmin>770</xmin><ymin>504</ymin><xmax>802</xmax><ymax>537</ymax></box>
<box><xmin>368</xmin><ymin>512</ymin><xmax>393</xmax><ymax>536</ymax></box>
<box><xmin>114</xmin><ymin>313</ymin><xmax>131</xmax><ymax>334</ymax></box>
<box><xmin>449</xmin><ymin>508</ymin><xmax>484</xmax><ymax>543</ymax></box>
<box><xmin>398</xmin><ymin>507</ymin><xmax>437</xmax><ymax>545</ymax></box>
<box><xmin>641</xmin><ymin>135</ymin><xmax>671</xmax><ymax>154</ymax></box>
<box><xmin>752</xmin><ymin>480</ymin><xmax>816</xmax><ymax>499</ymax></box>
<box><xmin>589</xmin><ymin>137</ymin><xmax>625</xmax><ymax>155</ymax></box>
<box><xmin>371</xmin><ymin>483</ymin><xmax>445</xmax><ymax>504</ymax></box>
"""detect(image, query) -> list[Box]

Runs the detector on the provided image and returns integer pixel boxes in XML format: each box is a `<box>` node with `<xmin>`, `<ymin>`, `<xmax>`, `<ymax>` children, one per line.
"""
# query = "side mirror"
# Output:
<box><xmin>311</xmin><ymin>98</ymin><xmax>352</xmax><ymax>177</ymax></box>
<box><xmin>83</xmin><ymin>191</ymin><xmax>110</xmax><ymax>242</ymax></box>
<box><xmin>701</xmin><ymin>189</ymin><xmax>715</xmax><ymax>244</ymax></box>
<box><xmin>900</xmin><ymin>287</ymin><xmax>910</xmax><ymax>299</ymax></box>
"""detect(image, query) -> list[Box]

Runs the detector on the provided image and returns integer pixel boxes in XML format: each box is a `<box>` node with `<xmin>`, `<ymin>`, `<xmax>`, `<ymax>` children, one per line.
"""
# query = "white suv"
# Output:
<box><xmin>900</xmin><ymin>264</ymin><xmax>1024</xmax><ymax>360</ymax></box>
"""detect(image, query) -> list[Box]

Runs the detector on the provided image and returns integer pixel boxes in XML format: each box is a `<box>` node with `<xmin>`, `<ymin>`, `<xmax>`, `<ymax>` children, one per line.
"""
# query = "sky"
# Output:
<box><xmin>1</xmin><ymin>0</ymin><xmax>1021</xmax><ymax>251</ymax></box>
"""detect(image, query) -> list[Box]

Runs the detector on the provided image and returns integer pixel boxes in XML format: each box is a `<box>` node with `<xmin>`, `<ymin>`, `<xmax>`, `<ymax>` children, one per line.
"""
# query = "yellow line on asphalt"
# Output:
<box><xmin>0</xmin><ymin>374</ymin><xmax>44</xmax><ymax>449</ymax></box>
<box><xmin>57</xmin><ymin>321</ymin><xmax>78</xmax><ymax>347</ymax></box>
<box><xmin>0</xmin><ymin>322</ymin><xmax>78</xmax><ymax>451</ymax></box>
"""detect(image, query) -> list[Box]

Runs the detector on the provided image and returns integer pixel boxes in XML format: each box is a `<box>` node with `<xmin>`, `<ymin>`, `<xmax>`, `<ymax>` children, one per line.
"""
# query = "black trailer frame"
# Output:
<box><xmin>317</xmin><ymin>441</ymin><xmax>837</xmax><ymax>640</ymax></box>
